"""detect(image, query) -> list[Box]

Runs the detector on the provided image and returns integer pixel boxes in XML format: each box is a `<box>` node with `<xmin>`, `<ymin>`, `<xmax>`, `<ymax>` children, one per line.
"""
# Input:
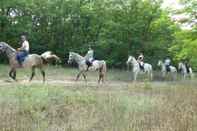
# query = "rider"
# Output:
<box><xmin>164</xmin><ymin>56</ymin><xmax>171</xmax><ymax>72</ymax></box>
<box><xmin>137</xmin><ymin>52</ymin><xmax>144</xmax><ymax>71</ymax></box>
<box><xmin>16</xmin><ymin>35</ymin><xmax>30</xmax><ymax>66</ymax></box>
<box><xmin>85</xmin><ymin>46</ymin><xmax>94</xmax><ymax>71</ymax></box>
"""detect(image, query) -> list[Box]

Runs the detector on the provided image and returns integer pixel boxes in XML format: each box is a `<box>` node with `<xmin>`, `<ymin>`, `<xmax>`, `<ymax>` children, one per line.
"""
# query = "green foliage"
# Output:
<box><xmin>179</xmin><ymin>0</ymin><xmax>197</xmax><ymax>27</ymax></box>
<box><xmin>0</xmin><ymin>0</ymin><xmax>194</xmax><ymax>68</ymax></box>
<box><xmin>170</xmin><ymin>29</ymin><xmax>197</xmax><ymax>70</ymax></box>
<box><xmin>168</xmin><ymin>0</ymin><xmax>197</xmax><ymax>70</ymax></box>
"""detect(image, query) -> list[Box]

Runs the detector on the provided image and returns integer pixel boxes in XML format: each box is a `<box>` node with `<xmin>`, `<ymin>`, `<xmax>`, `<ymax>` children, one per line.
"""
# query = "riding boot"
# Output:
<box><xmin>86</xmin><ymin>65</ymin><xmax>90</xmax><ymax>71</ymax></box>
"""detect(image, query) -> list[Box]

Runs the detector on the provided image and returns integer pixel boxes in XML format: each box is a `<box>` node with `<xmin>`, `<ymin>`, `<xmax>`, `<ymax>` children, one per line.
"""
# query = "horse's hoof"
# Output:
<box><xmin>4</xmin><ymin>80</ymin><xmax>13</xmax><ymax>83</ymax></box>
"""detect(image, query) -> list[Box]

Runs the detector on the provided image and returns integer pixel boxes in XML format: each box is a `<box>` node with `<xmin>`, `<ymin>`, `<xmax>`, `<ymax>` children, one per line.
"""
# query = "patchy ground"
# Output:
<box><xmin>0</xmin><ymin>65</ymin><xmax>197</xmax><ymax>131</ymax></box>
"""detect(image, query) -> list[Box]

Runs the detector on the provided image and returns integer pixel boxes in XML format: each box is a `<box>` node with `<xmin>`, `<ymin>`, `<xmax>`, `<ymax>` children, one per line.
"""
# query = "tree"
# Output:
<box><xmin>0</xmin><ymin>0</ymin><xmax>184</xmax><ymax>68</ymax></box>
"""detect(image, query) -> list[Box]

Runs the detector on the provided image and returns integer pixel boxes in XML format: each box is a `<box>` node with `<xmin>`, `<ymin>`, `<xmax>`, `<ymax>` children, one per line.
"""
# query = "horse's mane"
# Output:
<box><xmin>130</xmin><ymin>56</ymin><xmax>137</xmax><ymax>61</ymax></box>
<box><xmin>1</xmin><ymin>42</ymin><xmax>16</xmax><ymax>52</ymax></box>
<box><xmin>70</xmin><ymin>52</ymin><xmax>84</xmax><ymax>59</ymax></box>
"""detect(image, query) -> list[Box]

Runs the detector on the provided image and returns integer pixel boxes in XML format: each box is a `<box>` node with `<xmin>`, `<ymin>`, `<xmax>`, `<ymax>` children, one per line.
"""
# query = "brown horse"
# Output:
<box><xmin>0</xmin><ymin>42</ymin><xmax>59</xmax><ymax>82</ymax></box>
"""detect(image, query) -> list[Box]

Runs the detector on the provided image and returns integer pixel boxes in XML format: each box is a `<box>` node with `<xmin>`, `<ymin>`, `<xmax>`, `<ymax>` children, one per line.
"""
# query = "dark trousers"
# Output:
<box><xmin>166</xmin><ymin>65</ymin><xmax>170</xmax><ymax>72</ymax></box>
<box><xmin>185</xmin><ymin>64</ymin><xmax>190</xmax><ymax>73</ymax></box>
<box><xmin>16</xmin><ymin>50</ymin><xmax>28</xmax><ymax>64</ymax></box>
<box><xmin>86</xmin><ymin>60</ymin><xmax>94</xmax><ymax>71</ymax></box>
<box><xmin>140</xmin><ymin>64</ymin><xmax>144</xmax><ymax>71</ymax></box>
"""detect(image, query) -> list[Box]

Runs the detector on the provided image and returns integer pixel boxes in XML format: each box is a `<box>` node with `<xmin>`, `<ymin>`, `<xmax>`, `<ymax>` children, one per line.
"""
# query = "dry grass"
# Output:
<box><xmin>0</xmin><ymin>84</ymin><xmax>197</xmax><ymax>131</ymax></box>
<box><xmin>0</xmin><ymin>65</ymin><xmax>196</xmax><ymax>131</ymax></box>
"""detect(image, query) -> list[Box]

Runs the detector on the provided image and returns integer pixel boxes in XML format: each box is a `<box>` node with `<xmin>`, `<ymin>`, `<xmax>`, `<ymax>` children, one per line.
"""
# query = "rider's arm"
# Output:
<box><xmin>20</xmin><ymin>41</ymin><xmax>29</xmax><ymax>51</ymax></box>
<box><xmin>18</xmin><ymin>42</ymin><xmax>25</xmax><ymax>51</ymax></box>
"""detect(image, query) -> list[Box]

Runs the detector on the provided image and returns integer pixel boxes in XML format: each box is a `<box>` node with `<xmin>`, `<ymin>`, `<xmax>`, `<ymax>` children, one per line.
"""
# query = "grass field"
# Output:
<box><xmin>0</xmin><ymin>65</ymin><xmax>197</xmax><ymax>131</ymax></box>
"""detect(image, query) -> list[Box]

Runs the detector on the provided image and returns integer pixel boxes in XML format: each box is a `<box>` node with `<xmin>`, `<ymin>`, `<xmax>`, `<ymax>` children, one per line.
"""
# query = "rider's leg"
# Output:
<box><xmin>20</xmin><ymin>51</ymin><xmax>28</xmax><ymax>62</ymax></box>
<box><xmin>86</xmin><ymin>62</ymin><xmax>91</xmax><ymax>71</ymax></box>
<box><xmin>140</xmin><ymin>62</ymin><xmax>144</xmax><ymax>71</ymax></box>
<box><xmin>17</xmin><ymin>51</ymin><xmax>28</xmax><ymax>66</ymax></box>
<box><xmin>16</xmin><ymin>52</ymin><xmax>23</xmax><ymax>65</ymax></box>
<box><xmin>86</xmin><ymin>59</ymin><xmax>93</xmax><ymax>71</ymax></box>
<box><xmin>166</xmin><ymin>65</ymin><xmax>170</xmax><ymax>72</ymax></box>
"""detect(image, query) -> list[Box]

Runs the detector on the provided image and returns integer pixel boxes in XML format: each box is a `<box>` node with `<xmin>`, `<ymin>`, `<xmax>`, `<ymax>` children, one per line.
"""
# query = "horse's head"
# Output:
<box><xmin>67</xmin><ymin>51</ymin><xmax>84</xmax><ymax>65</ymax></box>
<box><xmin>0</xmin><ymin>42</ymin><xmax>7</xmax><ymax>53</ymax></box>
<box><xmin>67</xmin><ymin>52</ymin><xmax>74</xmax><ymax>64</ymax></box>
<box><xmin>126</xmin><ymin>56</ymin><xmax>134</xmax><ymax>65</ymax></box>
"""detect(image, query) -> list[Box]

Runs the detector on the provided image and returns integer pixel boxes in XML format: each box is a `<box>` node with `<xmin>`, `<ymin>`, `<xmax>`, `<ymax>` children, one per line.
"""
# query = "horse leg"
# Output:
<box><xmin>190</xmin><ymin>72</ymin><xmax>194</xmax><ymax>79</ymax></box>
<box><xmin>29</xmin><ymin>67</ymin><xmax>36</xmax><ymax>82</ymax></box>
<box><xmin>98</xmin><ymin>73</ymin><xmax>104</xmax><ymax>84</ymax></box>
<box><xmin>98</xmin><ymin>66</ymin><xmax>104</xmax><ymax>83</ymax></box>
<box><xmin>164</xmin><ymin>72</ymin><xmax>167</xmax><ymax>80</ymax></box>
<box><xmin>149</xmin><ymin>71</ymin><xmax>153</xmax><ymax>81</ymax></box>
<box><xmin>13</xmin><ymin>70</ymin><xmax>17</xmax><ymax>81</ymax></box>
<box><xmin>172</xmin><ymin>72</ymin><xmax>177</xmax><ymax>81</ymax></box>
<box><xmin>184</xmin><ymin>73</ymin><xmax>186</xmax><ymax>80</ymax></box>
<box><xmin>9</xmin><ymin>68</ymin><xmax>17</xmax><ymax>81</ymax></box>
<box><xmin>101</xmin><ymin>73</ymin><xmax>105</xmax><ymax>83</ymax></box>
<box><xmin>146</xmin><ymin>71</ymin><xmax>149</xmax><ymax>80</ymax></box>
<box><xmin>9</xmin><ymin>69</ymin><xmax>13</xmax><ymax>79</ymax></box>
<box><xmin>98</xmin><ymin>74</ymin><xmax>102</xmax><ymax>84</ymax></box>
<box><xmin>133</xmin><ymin>72</ymin><xmax>137</xmax><ymax>81</ymax></box>
<box><xmin>40</xmin><ymin>68</ymin><xmax>45</xmax><ymax>82</ymax></box>
<box><xmin>82</xmin><ymin>73</ymin><xmax>87</xmax><ymax>82</ymax></box>
<box><xmin>76</xmin><ymin>71</ymin><xmax>82</xmax><ymax>81</ymax></box>
<box><xmin>162</xmin><ymin>72</ymin><xmax>165</xmax><ymax>80</ymax></box>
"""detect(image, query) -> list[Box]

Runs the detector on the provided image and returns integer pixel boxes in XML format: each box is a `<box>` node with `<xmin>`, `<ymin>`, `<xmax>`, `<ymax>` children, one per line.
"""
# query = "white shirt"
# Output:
<box><xmin>21</xmin><ymin>40</ymin><xmax>29</xmax><ymax>52</ymax></box>
<box><xmin>165</xmin><ymin>59</ymin><xmax>171</xmax><ymax>65</ymax></box>
<box><xmin>85</xmin><ymin>49</ymin><xmax>94</xmax><ymax>60</ymax></box>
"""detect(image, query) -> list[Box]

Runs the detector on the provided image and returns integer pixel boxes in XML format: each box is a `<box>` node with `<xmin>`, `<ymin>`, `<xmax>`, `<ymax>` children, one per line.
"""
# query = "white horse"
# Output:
<box><xmin>67</xmin><ymin>52</ymin><xmax>107</xmax><ymax>83</ymax></box>
<box><xmin>126</xmin><ymin>56</ymin><xmax>153</xmax><ymax>81</ymax></box>
<box><xmin>178</xmin><ymin>62</ymin><xmax>194</xmax><ymax>79</ymax></box>
<box><xmin>157</xmin><ymin>60</ymin><xmax>177</xmax><ymax>80</ymax></box>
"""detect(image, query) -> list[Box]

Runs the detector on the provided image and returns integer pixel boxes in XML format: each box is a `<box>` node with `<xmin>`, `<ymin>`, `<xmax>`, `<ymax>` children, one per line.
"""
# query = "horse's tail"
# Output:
<box><xmin>189</xmin><ymin>67</ymin><xmax>193</xmax><ymax>73</ymax></box>
<box><xmin>189</xmin><ymin>68</ymin><xmax>194</xmax><ymax>78</ymax></box>
<box><xmin>149</xmin><ymin>65</ymin><xmax>153</xmax><ymax>80</ymax></box>
<box><xmin>100</xmin><ymin>61</ymin><xmax>107</xmax><ymax>76</ymax></box>
<box><xmin>41</xmin><ymin>51</ymin><xmax>61</xmax><ymax>65</ymax></box>
<box><xmin>41</xmin><ymin>56</ymin><xmax>48</xmax><ymax>65</ymax></box>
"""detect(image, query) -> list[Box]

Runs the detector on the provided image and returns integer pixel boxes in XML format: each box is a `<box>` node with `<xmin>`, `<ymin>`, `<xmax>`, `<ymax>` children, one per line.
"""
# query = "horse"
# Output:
<box><xmin>67</xmin><ymin>52</ymin><xmax>107</xmax><ymax>83</ymax></box>
<box><xmin>126</xmin><ymin>56</ymin><xmax>153</xmax><ymax>81</ymax></box>
<box><xmin>0</xmin><ymin>42</ymin><xmax>57</xmax><ymax>82</ymax></box>
<box><xmin>41</xmin><ymin>51</ymin><xmax>61</xmax><ymax>66</ymax></box>
<box><xmin>178</xmin><ymin>62</ymin><xmax>194</xmax><ymax>79</ymax></box>
<box><xmin>157</xmin><ymin>60</ymin><xmax>177</xmax><ymax>80</ymax></box>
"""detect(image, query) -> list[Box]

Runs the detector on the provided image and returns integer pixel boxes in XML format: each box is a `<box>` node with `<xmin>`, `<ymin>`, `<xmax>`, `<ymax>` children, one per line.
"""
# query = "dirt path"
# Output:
<box><xmin>0</xmin><ymin>78</ymin><xmax>180</xmax><ymax>89</ymax></box>
<box><xmin>0</xmin><ymin>78</ymin><xmax>130</xmax><ymax>88</ymax></box>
